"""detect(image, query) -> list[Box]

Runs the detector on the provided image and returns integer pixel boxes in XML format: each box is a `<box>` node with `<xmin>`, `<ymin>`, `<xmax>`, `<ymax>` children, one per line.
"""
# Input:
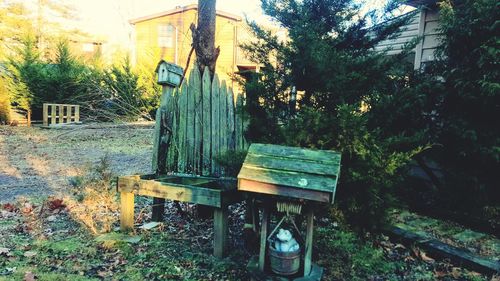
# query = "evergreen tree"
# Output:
<box><xmin>241</xmin><ymin>0</ymin><xmax>429</xmax><ymax>228</ymax></box>
<box><xmin>431</xmin><ymin>0</ymin><xmax>499</xmax><ymax>211</ymax></box>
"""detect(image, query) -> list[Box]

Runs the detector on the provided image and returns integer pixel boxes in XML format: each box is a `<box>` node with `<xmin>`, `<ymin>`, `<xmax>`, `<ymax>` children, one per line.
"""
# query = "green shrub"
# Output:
<box><xmin>214</xmin><ymin>150</ymin><xmax>248</xmax><ymax>177</ymax></box>
<box><xmin>0</xmin><ymin>78</ymin><xmax>10</xmax><ymax>124</ymax></box>
<box><xmin>7</xmin><ymin>37</ymin><xmax>161</xmax><ymax>122</ymax></box>
<box><xmin>427</xmin><ymin>0</ymin><xmax>500</xmax><ymax>212</ymax></box>
<box><xmin>240</xmin><ymin>0</ymin><xmax>427</xmax><ymax>229</ymax></box>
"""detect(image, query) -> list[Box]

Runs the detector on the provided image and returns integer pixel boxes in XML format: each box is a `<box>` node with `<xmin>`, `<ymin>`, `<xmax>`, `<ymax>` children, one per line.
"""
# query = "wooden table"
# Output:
<box><xmin>117</xmin><ymin>174</ymin><xmax>241</xmax><ymax>258</ymax></box>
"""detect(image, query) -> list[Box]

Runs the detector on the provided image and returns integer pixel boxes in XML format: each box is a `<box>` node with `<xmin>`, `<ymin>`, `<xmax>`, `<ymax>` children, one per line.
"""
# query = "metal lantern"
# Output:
<box><xmin>155</xmin><ymin>60</ymin><xmax>183</xmax><ymax>87</ymax></box>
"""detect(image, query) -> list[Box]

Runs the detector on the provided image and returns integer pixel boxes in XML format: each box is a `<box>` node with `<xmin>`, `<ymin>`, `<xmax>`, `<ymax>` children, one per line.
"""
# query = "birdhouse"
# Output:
<box><xmin>155</xmin><ymin>60</ymin><xmax>183</xmax><ymax>87</ymax></box>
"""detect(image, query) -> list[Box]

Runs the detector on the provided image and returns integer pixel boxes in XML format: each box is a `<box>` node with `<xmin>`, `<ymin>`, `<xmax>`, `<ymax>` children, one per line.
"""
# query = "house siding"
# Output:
<box><xmin>414</xmin><ymin>9</ymin><xmax>440</xmax><ymax>69</ymax></box>
<box><xmin>131</xmin><ymin>7</ymin><xmax>252</xmax><ymax>89</ymax></box>
<box><xmin>373</xmin><ymin>11</ymin><xmax>420</xmax><ymax>56</ymax></box>
<box><xmin>374</xmin><ymin>6</ymin><xmax>442</xmax><ymax>70</ymax></box>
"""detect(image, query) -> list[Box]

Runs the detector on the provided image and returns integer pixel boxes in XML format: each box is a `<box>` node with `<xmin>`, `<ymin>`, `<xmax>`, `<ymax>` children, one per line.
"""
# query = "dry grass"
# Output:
<box><xmin>64</xmin><ymin>156</ymin><xmax>120</xmax><ymax>234</ymax></box>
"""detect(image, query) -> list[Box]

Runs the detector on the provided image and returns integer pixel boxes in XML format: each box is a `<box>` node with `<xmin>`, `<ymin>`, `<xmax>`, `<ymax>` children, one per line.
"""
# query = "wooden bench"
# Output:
<box><xmin>118</xmin><ymin>62</ymin><xmax>247</xmax><ymax>258</ymax></box>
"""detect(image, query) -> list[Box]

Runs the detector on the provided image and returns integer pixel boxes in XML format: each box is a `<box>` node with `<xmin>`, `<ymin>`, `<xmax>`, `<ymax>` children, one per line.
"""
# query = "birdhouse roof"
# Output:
<box><xmin>155</xmin><ymin>60</ymin><xmax>184</xmax><ymax>75</ymax></box>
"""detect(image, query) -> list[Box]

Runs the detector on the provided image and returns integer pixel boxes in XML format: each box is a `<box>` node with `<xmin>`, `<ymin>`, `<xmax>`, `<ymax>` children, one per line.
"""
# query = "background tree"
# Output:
<box><xmin>427</xmin><ymin>0</ymin><xmax>499</xmax><ymax>216</ymax></box>
<box><xmin>241</xmin><ymin>0</ymin><xmax>431</xmax><ymax>228</ymax></box>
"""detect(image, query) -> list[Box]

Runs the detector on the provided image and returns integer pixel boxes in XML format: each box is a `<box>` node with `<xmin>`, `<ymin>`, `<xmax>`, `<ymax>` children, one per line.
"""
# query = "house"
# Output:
<box><xmin>129</xmin><ymin>4</ymin><xmax>256</xmax><ymax>89</ymax></box>
<box><xmin>374</xmin><ymin>0</ymin><xmax>441</xmax><ymax>70</ymax></box>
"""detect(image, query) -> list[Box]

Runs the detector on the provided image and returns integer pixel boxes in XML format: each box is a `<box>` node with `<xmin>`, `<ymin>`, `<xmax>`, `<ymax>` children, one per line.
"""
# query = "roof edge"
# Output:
<box><xmin>129</xmin><ymin>4</ymin><xmax>242</xmax><ymax>24</ymax></box>
<box><xmin>405</xmin><ymin>0</ymin><xmax>437</xmax><ymax>8</ymax></box>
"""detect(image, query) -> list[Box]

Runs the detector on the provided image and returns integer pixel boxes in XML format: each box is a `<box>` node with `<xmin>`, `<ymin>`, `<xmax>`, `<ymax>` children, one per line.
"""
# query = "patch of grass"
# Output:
<box><xmin>35</xmin><ymin>237</ymin><xmax>95</xmax><ymax>255</ymax></box>
<box><xmin>316</xmin><ymin>226</ymin><xmax>398</xmax><ymax>280</ymax></box>
<box><xmin>0</xmin><ymin>268</ymin><xmax>99</xmax><ymax>281</ymax></box>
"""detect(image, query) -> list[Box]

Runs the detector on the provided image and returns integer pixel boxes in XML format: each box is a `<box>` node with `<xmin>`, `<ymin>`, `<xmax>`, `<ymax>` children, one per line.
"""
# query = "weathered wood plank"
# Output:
<box><xmin>51</xmin><ymin>104</ymin><xmax>56</xmax><ymax>125</ymax></box>
<box><xmin>213</xmin><ymin>206</ymin><xmax>228</xmax><ymax>258</ymax></box>
<box><xmin>238</xmin><ymin>179</ymin><xmax>331</xmax><ymax>203</ymax></box>
<box><xmin>186</xmin><ymin>69</ymin><xmax>196</xmax><ymax>173</ymax></box>
<box><xmin>120</xmin><ymin>191</ymin><xmax>135</xmax><ymax>231</ymax></box>
<box><xmin>74</xmin><ymin>105</ymin><xmax>80</xmax><ymax>123</ymax></box>
<box><xmin>244</xmin><ymin>154</ymin><xmax>340</xmax><ymax>176</ymax></box>
<box><xmin>387</xmin><ymin>226</ymin><xmax>500</xmax><ymax>274</ymax></box>
<box><xmin>238</xmin><ymin>165</ymin><xmax>338</xmax><ymax>192</ymax></box>
<box><xmin>211</xmin><ymin>74</ymin><xmax>221</xmax><ymax>175</ymax></box>
<box><xmin>177</xmin><ymin>81</ymin><xmax>188</xmax><ymax>173</ymax></box>
<box><xmin>219</xmin><ymin>80</ymin><xmax>228</xmax><ymax>170</ymax></box>
<box><xmin>191</xmin><ymin>65</ymin><xmax>202</xmax><ymax>174</ymax></box>
<box><xmin>43</xmin><ymin>104</ymin><xmax>49</xmax><ymax>126</ymax></box>
<box><xmin>166</xmin><ymin>88</ymin><xmax>178</xmax><ymax>171</ymax></box>
<box><xmin>249</xmin><ymin>143</ymin><xmax>341</xmax><ymax>164</ymax></box>
<box><xmin>227</xmin><ymin>87</ymin><xmax>235</xmax><ymax>151</ymax></box>
<box><xmin>202</xmin><ymin>66</ymin><xmax>212</xmax><ymax>176</ymax></box>
<box><xmin>151</xmin><ymin>108</ymin><xmax>162</xmax><ymax>172</ymax></box>
<box><xmin>235</xmin><ymin>93</ymin><xmax>244</xmax><ymax>150</ymax></box>
<box><xmin>117</xmin><ymin>176</ymin><xmax>222</xmax><ymax>207</ymax></box>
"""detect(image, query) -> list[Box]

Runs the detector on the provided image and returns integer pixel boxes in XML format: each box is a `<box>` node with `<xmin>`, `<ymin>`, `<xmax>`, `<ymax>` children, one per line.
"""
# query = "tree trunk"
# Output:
<box><xmin>191</xmin><ymin>0</ymin><xmax>219</xmax><ymax>78</ymax></box>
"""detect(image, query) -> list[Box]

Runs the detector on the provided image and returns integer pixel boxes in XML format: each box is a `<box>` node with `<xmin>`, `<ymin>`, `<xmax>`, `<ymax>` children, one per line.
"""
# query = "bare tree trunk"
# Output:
<box><xmin>192</xmin><ymin>1</ymin><xmax>218</xmax><ymax>219</ymax></box>
<box><xmin>190</xmin><ymin>0</ymin><xmax>219</xmax><ymax>78</ymax></box>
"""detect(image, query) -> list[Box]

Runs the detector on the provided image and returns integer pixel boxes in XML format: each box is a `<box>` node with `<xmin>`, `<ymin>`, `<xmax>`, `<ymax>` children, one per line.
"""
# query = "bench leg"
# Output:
<box><xmin>152</xmin><ymin>198</ymin><xmax>165</xmax><ymax>222</ymax></box>
<box><xmin>120</xmin><ymin>191</ymin><xmax>135</xmax><ymax>231</ymax></box>
<box><xmin>213</xmin><ymin>206</ymin><xmax>228</xmax><ymax>258</ymax></box>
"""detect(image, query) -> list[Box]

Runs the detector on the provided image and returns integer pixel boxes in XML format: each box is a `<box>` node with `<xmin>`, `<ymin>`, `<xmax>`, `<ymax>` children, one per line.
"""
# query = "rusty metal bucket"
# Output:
<box><xmin>268</xmin><ymin>246</ymin><xmax>301</xmax><ymax>276</ymax></box>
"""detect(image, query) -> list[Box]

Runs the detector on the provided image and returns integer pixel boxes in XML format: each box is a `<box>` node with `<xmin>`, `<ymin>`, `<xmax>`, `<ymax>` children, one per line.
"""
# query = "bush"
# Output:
<box><xmin>7</xmin><ymin>37</ymin><xmax>161</xmax><ymax>122</ymax></box>
<box><xmin>284</xmin><ymin>106</ymin><xmax>425</xmax><ymax>228</ymax></box>
<box><xmin>240</xmin><ymin>0</ymin><xmax>427</xmax><ymax>229</ymax></box>
<box><xmin>0</xmin><ymin>78</ymin><xmax>10</xmax><ymax>124</ymax></box>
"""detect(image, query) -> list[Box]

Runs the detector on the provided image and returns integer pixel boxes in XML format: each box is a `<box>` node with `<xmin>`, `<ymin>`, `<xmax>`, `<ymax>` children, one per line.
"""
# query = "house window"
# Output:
<box><xmin>158</xmin><ymin>24</ymin><xmax>174</xmax><ymax>48</ymax></box>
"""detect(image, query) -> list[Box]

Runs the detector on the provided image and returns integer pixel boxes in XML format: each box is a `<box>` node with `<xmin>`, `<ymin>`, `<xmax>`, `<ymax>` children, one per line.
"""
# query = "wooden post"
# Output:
<box><xmin>152</xmin><ymin>198</ymin><xmax>165</xmax><ymax>222</ymax></box>
<box><xmin>201</xmin><ymin>66</ymin><xmax>211</xmax><ymax>176</ymax></box>
<box><xmin>120</xmin><ymin>191</ymin><xmax>135</xmax><ymax>231</ymax></box>
<box><xmin>43</xmin><ymin>104</ymin><xmax>48</xmax><ymax>126</ymax></box>
<box><xmin>27</xmin><ymin>108</ymin><xmax>31</xmax><ymax>127</ymax></box>
<box><xmin>211</xmin><ymin>74</ymin><xmax>220</xmax><ymax>175</ymax></box>
<box><xmin>50</xmin><ymin>104</ymin><xmax>56</xmax><ymax>125</ymax></box>
<box><xmin>213</xmin><ymin>206</ymin><xmax>228</xmax><ymax>258</ymax></box>
<box><xmin>65</xmin><ymin>105</ymin><xmax>70</xmax><ymax>123</ymax></box>
<box><xmin>304</xmin><ymin>208</ymin><xmax>314</xmax><ymax>276</ymax></box>
<box><xmin>259</xmin><ymin>206</ymin><xmax>269</xmax><ymax>272</ymax></box>
<box><xmin>74</xmin><ymin>105</ymin><xmax>80</xmax><ymax>123</ymax></box>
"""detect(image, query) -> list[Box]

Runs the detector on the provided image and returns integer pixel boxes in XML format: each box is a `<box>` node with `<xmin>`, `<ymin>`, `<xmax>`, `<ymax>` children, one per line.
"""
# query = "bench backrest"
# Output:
<box><xmin>152</xmin><ymin>64</ymin><xmax>247</xmax><ymax>177</ymax></box>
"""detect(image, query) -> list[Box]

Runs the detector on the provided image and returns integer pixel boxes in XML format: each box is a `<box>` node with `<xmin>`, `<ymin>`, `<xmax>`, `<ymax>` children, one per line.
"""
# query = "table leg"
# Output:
<box><xmin>120</xmin><ymin>191</ymin><xmax>135</xmax><ymax>231</ymax></box>
<box><xmin>152</xmin><ymin>198</ymin><xmax>165</xmax><ymax>222</ymax></box>
<box><xmin>214</xmin><ymin>206</ymin><xmax>228</xmax><ymax>258</ymax></box>
<box><xmin>304</xmin><ymin>209</ymin><xmax>314</xmax><ymax>276</ymax></box>
<box><xmin>259</xmin><ymin>206</ymin><xmax>270</xmax><ymax>272</ymax></box>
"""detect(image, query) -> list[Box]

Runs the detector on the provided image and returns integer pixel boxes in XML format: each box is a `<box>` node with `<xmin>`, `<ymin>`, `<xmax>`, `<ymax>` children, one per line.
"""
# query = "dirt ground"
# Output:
<box><xmin>0</xmin><ymin>123</ymin><xmax>154</xmax><ymax>203</ymax></box>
